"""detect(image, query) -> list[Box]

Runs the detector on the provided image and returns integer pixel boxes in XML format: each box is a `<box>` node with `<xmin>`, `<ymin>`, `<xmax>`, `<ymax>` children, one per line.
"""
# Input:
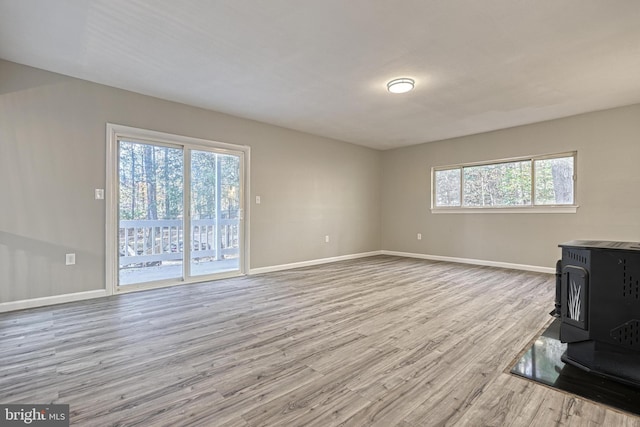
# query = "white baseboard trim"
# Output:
<box><xmin>249</xmin><ymin>251</ymin><xmax>383</xmax><ymax>275</ymax></box>
<box><xmin>1</xmin><ymin>251</ymin><xmax>551</xmax><ymax>312</ymax></box>
<box><xmin>381</xmin><ymin>250</ymin><xmax>555</xmax><ymax>274</ymax></box>
<box><xmin>0</xmin><ymin>289</ymin><xmax>108</xmax><ymax>313</ymax></box>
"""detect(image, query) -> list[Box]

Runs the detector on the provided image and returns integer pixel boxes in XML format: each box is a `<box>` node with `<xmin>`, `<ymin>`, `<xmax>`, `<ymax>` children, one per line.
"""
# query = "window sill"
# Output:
<box><xmin>431</xmin><ymin>206</ymin><xmax>579</xmax><ymax>214</ymax></box>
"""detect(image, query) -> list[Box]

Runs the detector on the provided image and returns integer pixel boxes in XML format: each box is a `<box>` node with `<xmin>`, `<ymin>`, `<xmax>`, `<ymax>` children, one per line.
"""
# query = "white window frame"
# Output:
<box><xmin>105</xmin><ymin>123</ymin><xmax>251</xmax><ymax>295</ymax></box>
<box><xmin>431</xmin><ymin>151</ymin><xmax>577</xmax><ymax>214</ymax></box>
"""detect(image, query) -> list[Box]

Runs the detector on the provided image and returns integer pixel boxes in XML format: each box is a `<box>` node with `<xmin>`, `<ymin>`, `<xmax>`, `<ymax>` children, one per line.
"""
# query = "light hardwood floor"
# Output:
<box><xmin>1</xmin><ymin>256</ymin><xmax>639</xmax><ymax>426</ymax></box>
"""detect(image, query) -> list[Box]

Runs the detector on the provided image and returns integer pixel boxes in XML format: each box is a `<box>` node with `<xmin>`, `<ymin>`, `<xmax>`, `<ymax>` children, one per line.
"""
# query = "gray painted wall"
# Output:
<box><xmin>0</xmin><ymin>60</ymin><xmax>381</xmax><ymax>303</ymax></box>
<box><xmin>3</xmin><ymin>57</ymin><xmax>640</xmax><ymax>305</ymax></box>
<box><xmin>381</xmin><ymin>104</ymin><xmax>640</xmax><ymax>268</ymax></box>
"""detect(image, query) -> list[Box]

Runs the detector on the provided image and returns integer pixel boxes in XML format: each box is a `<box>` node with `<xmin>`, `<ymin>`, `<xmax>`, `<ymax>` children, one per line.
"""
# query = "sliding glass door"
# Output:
<box><xmin>118</xmin><ymin>141</ymin><xmax>185</xmax><ymax>285</ymax></box>
<box><xmin>190</xmin><ymin>150</ymin><xmax>241</xmax><ymax>276</ymax></box>
<box><xmin>110</xmin><ymin>126</ymin><xmax>246</xmax><ymax>291</ymax></box>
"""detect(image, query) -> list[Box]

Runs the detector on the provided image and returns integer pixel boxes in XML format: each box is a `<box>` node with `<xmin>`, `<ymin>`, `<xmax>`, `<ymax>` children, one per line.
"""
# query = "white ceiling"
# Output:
<box><xmin>2</xmin><ymin>1</ymin><xmax>640</xmax><ymax>150</ymax></box>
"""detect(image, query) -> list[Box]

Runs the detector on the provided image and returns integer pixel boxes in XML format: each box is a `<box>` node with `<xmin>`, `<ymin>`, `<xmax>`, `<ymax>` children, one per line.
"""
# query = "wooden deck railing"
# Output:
<box><xmin>119</xmin><ymin>218</ymin><xmax>239</xmax><ymax>268</ymax></box>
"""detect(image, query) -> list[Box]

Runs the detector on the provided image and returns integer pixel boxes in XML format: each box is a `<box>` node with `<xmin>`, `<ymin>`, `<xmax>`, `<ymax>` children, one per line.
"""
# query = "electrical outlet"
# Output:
<box><xmin>255</xmin><ymin>195</ymin><xmax>261</xmax><ymax>204</ymax></box>
<box><xmin>325</xmin><ymin>235</ymin><xmax>330</xmax><ymax>243</ymax></box>
<box><xmin>417</xmin><ymin>233</ymin><xmax>422</xmax><ymax>240</ymax></box>
<box><xmin>65</xmin><ymin>253</ymin><xmax>76</xmax><ymax>265</ymax></box>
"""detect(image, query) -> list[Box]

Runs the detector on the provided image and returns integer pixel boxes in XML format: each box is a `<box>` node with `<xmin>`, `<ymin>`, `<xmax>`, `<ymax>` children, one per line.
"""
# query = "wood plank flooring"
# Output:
<box><xmin>1</xmin><ymin>255</ymin><xmax>639</xmax><ymax>426</ymax></box>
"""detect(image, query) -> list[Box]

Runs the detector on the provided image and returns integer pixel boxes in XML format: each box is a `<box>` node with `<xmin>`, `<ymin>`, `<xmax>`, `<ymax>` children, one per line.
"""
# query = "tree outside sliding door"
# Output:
<box><xmin>118</xmin><ymin>141</ymin><xmax>184</xmax><ymax>285</ymax></box>
<box><xmin>190</xmin><ymin>150</ymin><xmax>241</xmax><ymax>276</ymax></box>
<box><xmin>109</xmin><ymin>124</ymin><xmax>246</xmax><ymax>291</ymax></box>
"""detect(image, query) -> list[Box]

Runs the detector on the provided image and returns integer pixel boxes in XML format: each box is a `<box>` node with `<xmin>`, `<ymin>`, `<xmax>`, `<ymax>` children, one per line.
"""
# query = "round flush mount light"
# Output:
<box><xmin>387</xmin><ymin>78</ymin><xmax>415</xmax><ymax>94</ymax></box>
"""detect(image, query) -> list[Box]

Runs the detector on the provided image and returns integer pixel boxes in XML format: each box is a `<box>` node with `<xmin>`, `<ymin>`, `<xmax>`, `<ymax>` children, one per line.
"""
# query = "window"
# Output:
<box><xmin>432</xmin><ymin>152</ymin><xmax>576</xmax><ymax>212</ymax></box>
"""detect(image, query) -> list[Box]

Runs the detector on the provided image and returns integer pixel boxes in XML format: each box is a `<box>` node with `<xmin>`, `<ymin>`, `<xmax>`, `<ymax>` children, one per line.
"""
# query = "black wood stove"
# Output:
<box><xmin>555</xmin><ymin>240</ymin><xmax>640</xmax><ymax>387</ymax></box>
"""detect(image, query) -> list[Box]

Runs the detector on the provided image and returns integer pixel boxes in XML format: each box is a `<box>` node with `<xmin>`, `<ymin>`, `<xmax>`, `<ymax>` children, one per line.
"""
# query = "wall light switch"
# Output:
<box><xmin>65</xmin><ymin>253</ymin><xmax>76</xmax><ymax>265</ymax></box>
<box><xmin>325</xmin><ymin>235</ymin><xmax>330</xmax><ymax>243</ymax></box>
<box><xmin>417</xmin><ymin>233</ymin><xmax>422</xmax><ymax>240</ymax></box>
<box><xmin>255</xmin><ymin>196</ymin><xmax>261</xmax><ymax>204</ymax></box>
<box><xmin>95</xmin><ymin>189</ymin><xmax>104</xmax><ymax>200</ymax></box>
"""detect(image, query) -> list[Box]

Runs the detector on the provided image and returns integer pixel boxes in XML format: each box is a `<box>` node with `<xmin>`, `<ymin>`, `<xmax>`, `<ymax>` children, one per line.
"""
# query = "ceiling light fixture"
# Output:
<box><xmin>387</xmin><ymin>78</ymin><xmax>415</xmax><ymax>94</ymax></box>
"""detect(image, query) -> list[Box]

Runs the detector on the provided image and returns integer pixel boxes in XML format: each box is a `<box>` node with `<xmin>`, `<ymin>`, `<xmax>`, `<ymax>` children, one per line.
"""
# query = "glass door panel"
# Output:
<box><xmin>111</xmin><ymin>127</ymin><xmax>245</xmax><ymax>292</ymax></box>
<box><xmin>118</xmin><ymin>141</ymin><xmax>184</xmax><ymax>285</ymax></box>
<box><xmin>190</xmin><ymin>150</ymin><xmax>241</xmax><ymax>276</ymax></box>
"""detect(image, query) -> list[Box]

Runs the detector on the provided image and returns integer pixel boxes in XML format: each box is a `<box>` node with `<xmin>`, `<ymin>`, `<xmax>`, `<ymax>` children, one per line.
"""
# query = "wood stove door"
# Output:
<box><xmin>562</xmin><ymin>265</ymin><xmax>589</xmax><ymax>331</ymax></box>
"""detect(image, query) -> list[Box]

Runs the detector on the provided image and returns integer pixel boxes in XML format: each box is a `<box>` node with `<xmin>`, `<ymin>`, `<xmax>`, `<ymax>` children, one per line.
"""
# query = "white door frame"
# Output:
<box><xmin>105</xmin><ymin>123</ymin><xmax>250</xmax><ymax>295</ymax></box>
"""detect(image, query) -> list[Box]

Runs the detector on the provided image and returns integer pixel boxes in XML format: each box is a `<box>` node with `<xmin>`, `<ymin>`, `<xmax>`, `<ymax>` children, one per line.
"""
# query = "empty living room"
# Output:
<box><xmin>2</xmin><ymin>2</ymin><xmax>640</xmax><ymax>426</ymax></box>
